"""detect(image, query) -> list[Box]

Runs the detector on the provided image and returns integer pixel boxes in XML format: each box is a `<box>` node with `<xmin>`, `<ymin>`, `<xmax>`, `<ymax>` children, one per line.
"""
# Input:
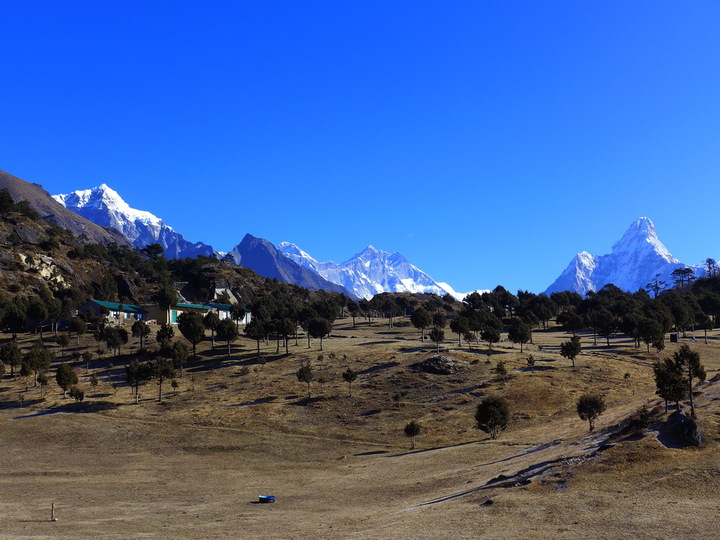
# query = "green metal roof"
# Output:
<box><xmin>90</xmin><ymin>300</ymin><xmax>148</xmax><ymax>314</ymax></box>
<box><xmin>175</xmin><ymin>302</ymin><xmax>212</xmax><ymax>311</ymax></box>
<box><xmin>208</xmin><ymin>303</ymin><xmax>232</xmax><ymax>311</ymax></box>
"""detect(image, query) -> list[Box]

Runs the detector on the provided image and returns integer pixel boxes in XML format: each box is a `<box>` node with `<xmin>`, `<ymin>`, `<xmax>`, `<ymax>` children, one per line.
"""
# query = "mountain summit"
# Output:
<box><xmin>278</xmin><ymin>242</ymin><xmax>459</xmax><ymax>300</ymax></box>
<box><xmin>228</xmin><ymin>234</ymin><xmax>356</xmax><ymax>297</ymax></box>
<box><xmin>53</xmin><ymin>184</ymin><xmax>215</xmax><ymax>259</ymax></box>
<box><xmin>544</xmin><ymin>217</ymin><xmax>686</xmax><ymax>295</ymax></box>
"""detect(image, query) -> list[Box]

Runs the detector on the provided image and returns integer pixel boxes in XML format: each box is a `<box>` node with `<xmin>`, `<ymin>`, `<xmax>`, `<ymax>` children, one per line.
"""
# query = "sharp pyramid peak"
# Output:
<box><xmin>612</xmin><ymin>217</ymin><xmax>677</xmax><ymax>262</ymax></box>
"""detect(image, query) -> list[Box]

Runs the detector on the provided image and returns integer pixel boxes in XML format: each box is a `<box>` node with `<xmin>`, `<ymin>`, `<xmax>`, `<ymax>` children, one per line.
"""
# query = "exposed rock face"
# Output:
<box><xmin>0</xmin><ymin>169</ymin><xmax>128</xmax><ymax>245</ymax></box>
<box><xmin>53</xmin><ymin>184</ymin><xmax>215</xmax><ymax>259</ymax></box>
<box><xmin>14</xmin><ymin>225</ymin><xmax>42</xmax><ymax>245</ymax></box>
<box><xmin>227</xmin><ymin>234</ymin><xmax>357</xmax><ymax>298</ymax></box>
<box><xmin>418</xmin><ymin>355</ymin><xmax>458</xmax><ymax>375</ymax></box>
<box><xmin>666</xmin><ymin>411</ymin><xmax>703</xmax><ymax>447</ymax></box>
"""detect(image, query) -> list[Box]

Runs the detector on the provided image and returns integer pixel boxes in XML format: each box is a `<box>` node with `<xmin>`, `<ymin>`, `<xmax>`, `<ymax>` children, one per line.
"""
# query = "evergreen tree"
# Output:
<box><xmin>673</xmin><ymin>344</ymin><xmax>706</xmax><ymax>418</ymax></box>
<box><xmin>296</xmin><ymin>363</ymin><xmax>313</xmax><ymax>398</ymax></box>
<box><xmin>508</xmin><ymin>319</ymin><xmax>531</xmax><ymax>352</ymax></box>
<box><xmin>576</xmin><ymin>394</ymin><xmax>606</xmax><ymax>431</ymax></box>
<box><xmin>204</xmin><ymin>312</ymin><xmax>220</xmax><ymax>349</ymax></box>
<box><xmin>475</xmin><ymin>396</ymin><xmax>510</xmax><ymax>439</ymax></box>
<box><xmin>0</xmin><ymin>342</ymin><xmax>22</xmax><ymax>376</ymax></box>
<box><xmin>429</xmin><ymin>327</ymin><xmax>444</xmax><ymax>354</ymax></box>
<box><xmin>216</xmin><ymin>318</ymin><xmax>239</xmax><ymax>357</ymax></box>
<box><xmin>177</xmin><ymin>312</ymin><xmax>206</xmax><ymax>357</ymax></box>
<box><xmin>404</xmin><ymin>420</ymin><xmax>421</xmax><ymax>449</ymax></box>
<box><xmin>410</xmin><ymin>308</ymin><xmax>432</xmax><ymax>342</ymax></box>
<box><xmin>653</xmin><ymin>358</ymin><xmax>687</xmax><ymax>412</ymax></box>
<box><xmin>156</xmin><ymin>323</ymin><xmax>174</xmax><ymax>345</ymax></box>
<box><xmin>55</xmin><ymin>364</ymin><xmax>79</xmax><ymax>398</ymax></box>
<box><xmin>131</xmin><ymin>319</ymin><xmax>151</xmax><ymax>350</ymax></box>
<box><xmin>342</xmin><ymin>367</ymin><xmax>358</xmax><ymax>396</ymax></box>
<box><xmin>560</xmin><ymin>335</ymin><xmax>582</xmax><ymax>367</ymax></box>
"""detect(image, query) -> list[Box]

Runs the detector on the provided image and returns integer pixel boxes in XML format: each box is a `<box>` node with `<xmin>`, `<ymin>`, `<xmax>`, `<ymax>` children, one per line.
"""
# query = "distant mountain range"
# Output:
<box><xmin>278</xmin><ymin>242</ymin><xmax>459</xmax><ymax>300</ymax></box>
<box><xmin>4</xmin><ymin>169</ymin><xmax>711</xmax><ymax>299</ymax></box>
<box><xmin>48</xmin><ymin>181</ymin><xmax>457</xmax><ymax>299</ymax></box>
<box><xmin>226</xmin><ymin>234</ymin><xmax>357</xmax><ymax>298</ymax></box>
<box><xmin>544</xmin><ymin>217</ymin><xmax>698</xmax><ymax>295</ymax></box>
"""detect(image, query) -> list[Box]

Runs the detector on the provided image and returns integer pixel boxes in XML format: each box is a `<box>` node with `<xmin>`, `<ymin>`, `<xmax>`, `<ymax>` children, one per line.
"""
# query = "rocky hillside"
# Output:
<box><xmin>0</xmin><ymin>170</ymin><xmax>128</xmax><ymax>246</ymax></box>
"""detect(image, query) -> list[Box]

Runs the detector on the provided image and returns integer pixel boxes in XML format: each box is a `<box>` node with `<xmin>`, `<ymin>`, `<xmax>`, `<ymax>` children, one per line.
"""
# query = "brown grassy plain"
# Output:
<box><xmin>1</xmin><ymin>317</ymin><xmax>719</xmax><ymax>539</ymax></box>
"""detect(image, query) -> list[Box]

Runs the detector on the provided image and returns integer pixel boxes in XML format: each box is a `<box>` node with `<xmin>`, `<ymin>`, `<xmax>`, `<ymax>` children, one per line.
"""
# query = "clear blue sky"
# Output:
<box><xmin>2</xmin><ymin>1</ymin><xmax>720</xmax><ymax>294</ymax></box>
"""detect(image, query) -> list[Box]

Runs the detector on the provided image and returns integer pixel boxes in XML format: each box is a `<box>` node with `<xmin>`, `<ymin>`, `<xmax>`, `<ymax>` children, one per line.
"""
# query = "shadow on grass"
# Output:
<box><xmin>358</xmin><ymin>361</ymin><xmax>400</xmax><ymax>376</ymax></box>
<box><xmin>446</xmin><ymin>384</ymin><xmax>486</xmax><ymax>395</ymax></box>
<box><xmin>290</xmin><ymin>396</ymin><xmax>324</xmax><ymax>406</ymax></box>
<box><xmin>0</xmin><ymin>398</ymin><xmax>44</xmax><ymax>410</ymax></box>
<box><xmin>516</xmin><ymin>366</ymin><xmax>554</xmax><ymax>373</ymax></box>
<box><xmin>230</xmin><ymin>396</ymin><xmax>278</xmax><ymax>407</ymax></box>
<box><xmin>354</xmin><ymin>450</ymin><xmax>389</xmax><ymax>456</ymax></box>
<box><xmin>12</xmin><ymin>400</ymin><xmax>119</xmax><ymax>419</ymax></box>
<box><xmin>398</xmin><ymin>346</ymin><xmax>426</xmax><ymax>353</ymax></box>
<box><xmin>354</xmin><ymin>340</ymin><xmax>397</xmax><ymax>346</ymax></box>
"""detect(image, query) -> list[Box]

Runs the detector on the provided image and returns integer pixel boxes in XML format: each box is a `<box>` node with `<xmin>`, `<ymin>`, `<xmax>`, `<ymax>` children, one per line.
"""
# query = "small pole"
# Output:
<box><xmin>51</xmin><ymin>503</ymin><xmax>57</xmax><ymax>521</ymax></box>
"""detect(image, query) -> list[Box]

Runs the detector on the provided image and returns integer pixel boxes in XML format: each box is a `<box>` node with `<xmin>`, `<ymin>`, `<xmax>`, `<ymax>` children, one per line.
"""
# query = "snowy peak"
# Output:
<box><xmin>545</xmin><ymin>217</ymin><xmax>685</xmax><ymax>295</ymax></box>
<box><xmin>228</xmin><ymin>235</ymin><xmax>356</xmax><ymax>297</ymax></box>
<box><xmin>277</xmin><ymin>242</ymin><xmax>320</xmax><ymax>268</ymax></box>
<box><xmin>53</xmin><ymin>184</ymin><xmax>214</xmax><ymax>259</ymax></box>
<box><xmin>610</xmin><ymin>217</ymin><xmax>677</xmax><ymax>263</ymax></box>
<box><xmin>279</xmin><ymin>242</ymin><xmax>459</xmax><ymax>300</ymax></box>
<box><xmin>53</xmin><ymin>184</ymin><xmax>163</xmax><ymax>230</ymax></box>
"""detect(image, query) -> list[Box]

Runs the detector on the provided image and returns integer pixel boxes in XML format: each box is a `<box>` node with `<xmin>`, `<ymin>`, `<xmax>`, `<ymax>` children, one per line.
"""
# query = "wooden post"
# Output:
<box><xmin>51</xmin><ymin>503</ymin><xmax>57</xmax><ymax>521</ymax></box>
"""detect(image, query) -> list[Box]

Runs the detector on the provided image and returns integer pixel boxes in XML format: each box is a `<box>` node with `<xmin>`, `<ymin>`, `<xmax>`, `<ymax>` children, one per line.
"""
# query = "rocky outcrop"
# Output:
<box><xmin>666</xmin><ymin>411</ymin><xmax>703</xmax><ymax>447</ymax></box>
<box><xmin>417</xmin><ymin>355</ymin><xmax>459</xmax><ymax>375</ymax></box>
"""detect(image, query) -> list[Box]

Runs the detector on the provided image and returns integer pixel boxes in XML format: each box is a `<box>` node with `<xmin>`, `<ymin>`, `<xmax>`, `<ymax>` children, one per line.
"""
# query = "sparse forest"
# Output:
<box><xmin>1</xmin><ymin>187</ymin><xmax>719</xmax><ymax>538</ymax></box>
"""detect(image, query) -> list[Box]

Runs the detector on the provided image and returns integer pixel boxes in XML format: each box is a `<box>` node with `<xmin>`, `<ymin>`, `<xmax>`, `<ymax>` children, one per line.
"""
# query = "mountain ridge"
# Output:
<box><xmin>544</xmin><ymin>217</ymin><xmax>688</xmax><ymax>295</ymax></box>
<box><xmin>228</xmin><ymin>234</ymin><xmax>358</xmax><ymax>298</ymax></box>
<box><xmin>52</xmin><ymin>184</ymin><xmax>215</xmax><ymax>259</ymax></box>
<box><xmin>0</xmin><ymin>170</ymin><xmax>129</xmax><ymax>245</ymax></box>
<box><xmin>279</xmin><ymin>241</ymin><xmax>460</xmax><ymax>300</ymax></box>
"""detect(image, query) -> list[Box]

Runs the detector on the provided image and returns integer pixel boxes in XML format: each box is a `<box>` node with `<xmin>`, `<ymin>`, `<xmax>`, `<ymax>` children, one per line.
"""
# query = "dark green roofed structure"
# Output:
<box><xmin>78</xmin><ymin>300</ymin><xmax>148</xmax><ymax>323</ymax></box>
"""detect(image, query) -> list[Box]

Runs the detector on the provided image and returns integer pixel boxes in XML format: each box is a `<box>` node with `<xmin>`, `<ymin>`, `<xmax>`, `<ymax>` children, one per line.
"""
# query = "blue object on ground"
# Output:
<box><xmin>258</xmin><ymin>495</ymin><xmax>276</xmax><ymax>503</ymax></box>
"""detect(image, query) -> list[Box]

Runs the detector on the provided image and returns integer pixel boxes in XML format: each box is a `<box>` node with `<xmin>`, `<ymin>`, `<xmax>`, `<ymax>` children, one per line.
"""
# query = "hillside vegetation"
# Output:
<box><xmin>1</xmin><ymin>189</ymin><xmax>719</xmax><ymax>538</ymax></box>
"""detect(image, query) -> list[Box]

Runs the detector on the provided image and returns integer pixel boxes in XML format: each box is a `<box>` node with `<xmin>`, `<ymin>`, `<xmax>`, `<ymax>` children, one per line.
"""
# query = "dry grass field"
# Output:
<box><xmin>1</xmin><ymin>317</ymin><xmax>719</xmax><ymax>539</ymax></box>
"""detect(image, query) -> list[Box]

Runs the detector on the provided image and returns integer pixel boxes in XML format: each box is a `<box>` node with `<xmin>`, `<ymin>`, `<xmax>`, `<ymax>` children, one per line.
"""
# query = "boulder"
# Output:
<box><xmin>418</xmin><ymin>355</ymin><xmax>458</xmax><ymax>375</ymax></box>
<box><xmin>14</xmin><ymin>225</ymin><xmax>43</xmax><ymax>245</ymax></box>
<box><xmin>666</xmin><ymin>411</ymin><xmax>703</xmax><ymax>447</ymax></box>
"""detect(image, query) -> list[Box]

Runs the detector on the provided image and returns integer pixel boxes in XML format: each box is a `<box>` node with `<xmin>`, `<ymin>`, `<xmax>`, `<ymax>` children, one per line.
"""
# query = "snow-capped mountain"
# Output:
<box><xmin>52</xmin><ymin>184</ymin><xmax>215</xmax><ymax>259</ymax></box>
<box><xmin>227</xmin><ymin>234</ymin><xmax>356</xmax><ymax>298</ymax></box>
<box><xmin>544</xmin><ymin>217</ymin><xmax>687</xmax><ymax>295</ymax></box>
<box><xmin>278</xmin><ymin>242</ymin><xmax>460</xmax><ymax>300</ymax></box>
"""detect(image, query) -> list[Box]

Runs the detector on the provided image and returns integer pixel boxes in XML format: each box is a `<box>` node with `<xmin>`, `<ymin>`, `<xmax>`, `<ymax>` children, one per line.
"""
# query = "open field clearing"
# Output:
<box><xmin>1</xmin><ymin>318</ymin><xmax>719</xmax><ymax>539</ymax></box>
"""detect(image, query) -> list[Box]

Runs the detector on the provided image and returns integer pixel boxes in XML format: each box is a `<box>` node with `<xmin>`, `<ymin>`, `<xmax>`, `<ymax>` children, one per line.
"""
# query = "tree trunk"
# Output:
<box><xmin>688</xmin><ymin>373</ymin><xmax>696</xmax><ymax>418</ymax></box>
